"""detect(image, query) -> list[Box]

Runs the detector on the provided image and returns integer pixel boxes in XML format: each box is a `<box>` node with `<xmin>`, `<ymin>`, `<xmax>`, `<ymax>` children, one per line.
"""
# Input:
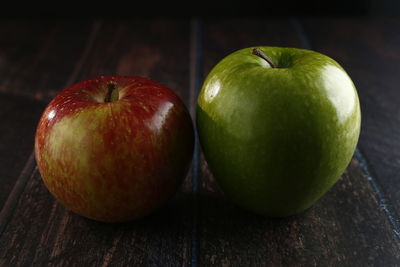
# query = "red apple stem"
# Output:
<box><xmin>105</xmin><ymin>82</ymin><xmax>118</xmax><ymax>103</ymax></box>
<box><xmin>252</xmin><ymin>48</ymin><xmax>276</xmax><ymax>68</ymax></box>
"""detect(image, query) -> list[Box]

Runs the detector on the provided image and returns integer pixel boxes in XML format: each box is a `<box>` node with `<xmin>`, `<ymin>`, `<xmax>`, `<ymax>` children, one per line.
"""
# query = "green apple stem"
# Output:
<box><xmin>105</xmin><ymin>82</ymin><xmax>119</xmax><ymax>102</ymax></box>
<box><xmin>252</xmin><ymin>48</ymin><xmax>276</xmax><ymax>68</ymax></box>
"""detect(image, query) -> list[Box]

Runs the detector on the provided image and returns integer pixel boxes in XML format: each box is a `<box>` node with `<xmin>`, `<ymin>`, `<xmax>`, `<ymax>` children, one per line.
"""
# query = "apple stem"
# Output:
<box><xmin>252</xmin><ymin>48</ymin><xmax>276</xmax><ymax>68</ymax></box>
<box><xmin>105</xmin><ymin>82</ymin><xmax>119</xmax><ymax>102</ymax></box>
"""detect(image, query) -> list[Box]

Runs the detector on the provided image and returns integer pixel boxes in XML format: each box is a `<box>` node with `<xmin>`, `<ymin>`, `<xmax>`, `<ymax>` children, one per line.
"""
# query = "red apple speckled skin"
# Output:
<box><xmin>35</xmin><ymin>76</ymin><xmax>194</xmax><ymax>222</ymax></box>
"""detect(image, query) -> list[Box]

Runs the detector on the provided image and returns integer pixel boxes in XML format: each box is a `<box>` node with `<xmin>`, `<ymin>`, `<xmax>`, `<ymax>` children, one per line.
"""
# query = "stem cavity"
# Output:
<box><xmin>252</xmin><ymin>48</ymin><xmax>276</xmax><ymax>68</ymax></box>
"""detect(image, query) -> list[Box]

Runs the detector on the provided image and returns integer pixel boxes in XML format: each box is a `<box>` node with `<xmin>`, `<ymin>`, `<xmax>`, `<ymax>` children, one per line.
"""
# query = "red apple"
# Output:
<box><xmin>35</xmin><ymin>75</ymin><xmax>194</xmax><ymax>222</ymax></box>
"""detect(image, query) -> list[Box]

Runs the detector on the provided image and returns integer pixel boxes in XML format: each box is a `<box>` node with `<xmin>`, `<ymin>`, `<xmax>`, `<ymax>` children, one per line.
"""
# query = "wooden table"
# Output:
<box><xmin>0</xmin><ymin>18</ymin><xmax>399</xmax><ymax>266</ymax></box>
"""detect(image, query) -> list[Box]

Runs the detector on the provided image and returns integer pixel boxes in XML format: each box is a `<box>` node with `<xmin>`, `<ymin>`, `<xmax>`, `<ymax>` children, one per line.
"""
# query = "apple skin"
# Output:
<box><xmin>197</xmin><ymin>47</ymin><xmax>361</xmax><ymax>217</ymax></box>
<box><xmin>35</xmin><ymin>75</ymin><xmax>194</xmax><ymax>222</ymax></box>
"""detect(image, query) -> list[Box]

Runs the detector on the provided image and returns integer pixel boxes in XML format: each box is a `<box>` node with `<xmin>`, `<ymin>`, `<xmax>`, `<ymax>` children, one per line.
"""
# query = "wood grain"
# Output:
<box><xmin>1</xmin><ymin>18</ymin><xmax>400</xmax><ymax>266</ymax></box>
<box><xmin>0</xmin><ymin>94</ymin><xmax>45</xmax><ymax>212</ymax></box>
<box><xmin>0</xmin><ymin>20</ymin><xmax>96</xmax><ymax>102</ymax></box>
<box><xmin>0</xmin><ymin>168</ymin><xmax>193</xmax><ymax>266</ymax></box>
<box><xmin>197</xmin><ymin>18</ymin><xmax>400</xmax><ymax>266</ymax></box>
<box><xmin>0</xmin><ymin>19</ymin><xmax>193</xmax><ymax>266</ymax></box>
<box><xmin>0</xmin><ymin>20</ymin><xmax>95</xmax><ymax>211</ymax></box>
<box><xmin>198</xmin><ymin>158</ymin><xmax>400</xmax><ymax>266</ymax></box>
<box><xmin>300</xmin><ymin>17</ymin><xmax>400</xmax><ymax>229</ymax></box>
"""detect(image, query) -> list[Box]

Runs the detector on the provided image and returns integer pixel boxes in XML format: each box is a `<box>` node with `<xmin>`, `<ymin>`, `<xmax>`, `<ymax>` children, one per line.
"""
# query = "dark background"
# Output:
<box><xmin>2</xmin><ymin>0</ymin><xmax>400</xmax><ymax>18</ymax></box>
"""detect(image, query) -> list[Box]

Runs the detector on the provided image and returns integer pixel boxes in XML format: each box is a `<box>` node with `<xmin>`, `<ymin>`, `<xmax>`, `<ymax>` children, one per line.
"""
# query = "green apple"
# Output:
<box><xmin>196</xmin><ymin>47</ymin><xmax>361</xmax><ymax>217</ymax></box>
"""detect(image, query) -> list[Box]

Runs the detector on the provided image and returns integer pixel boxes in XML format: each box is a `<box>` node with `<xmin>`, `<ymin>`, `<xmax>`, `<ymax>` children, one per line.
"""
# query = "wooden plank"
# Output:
<box><xmin>198</xmin><ymin>159</ymin><xmax>400</xmax><ymax>266</ymax></box>
<box><xmin>0</xmin><ymin>20</ymin><xmax>97</xmax><ymax>102</ymax></box>
<box><xmin>0</xmin><ymin>95</ymin><xmax>44</xmax><ymax>214</ymax></box>
<box><xmin>0</xmin><ymin>19</ymin><xmax>193</xmax><ymax>266</ymax></box>
<box><xmin>0</xmin><ymin>168</ymin><xmax>193</xmax><ymax>266</ymax></box>
<box><xmin>0</xmin><ymin>21</ymin><xmax>95</xmax><ymax>210</ymax></box>
<box><xmin>197</xmin><ymin>18</ymin><xmax>400</xmax><ymax>266</ymax></box>
<box><xmin>300</xmin><ymin>17</ymin><xmax>400</xmax><ymax>230</ymax></box>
